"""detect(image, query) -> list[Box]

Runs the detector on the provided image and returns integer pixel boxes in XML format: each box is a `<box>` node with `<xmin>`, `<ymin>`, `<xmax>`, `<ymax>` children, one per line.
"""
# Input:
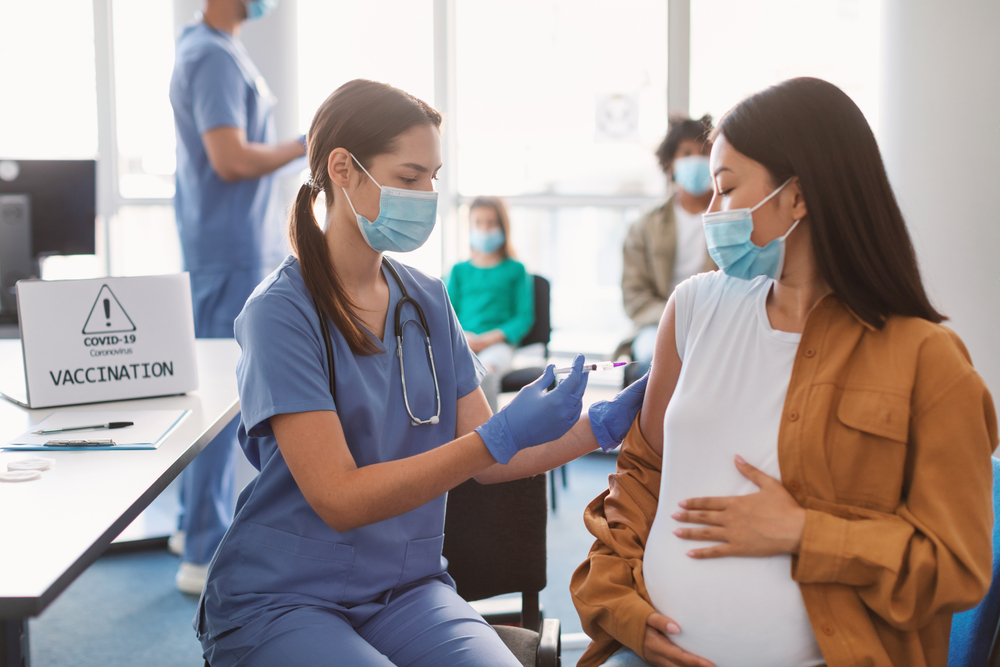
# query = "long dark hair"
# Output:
<box><xmin>290</xmin><ymin>79</ymin><xmax>442</xmax><ymax>355</ymax></box>
<box><xmin>715</xmin><ymin>77</ymin><xmax>944</xmax><ymax>328</ymax></box>
<box><xmin>469</xmin><ymin>196</ymin><xmax>516</xmax><ymax>259</ymax></box>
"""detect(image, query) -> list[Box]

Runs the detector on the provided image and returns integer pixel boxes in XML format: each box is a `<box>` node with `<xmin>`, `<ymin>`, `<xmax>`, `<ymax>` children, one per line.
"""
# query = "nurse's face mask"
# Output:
<box><xmin>340</xmin><ymin>155</ymin><xmax>439</xmax><ymax>253</ymax></box>
<box><xmin>243</xmin><ymin>0</ymin><xmax>278</xmax><ymax>20</ymax></box>
<box><xmin>702</xmin><ymin>177</ymin><xmax>799</xmax><ymax>280</ymax></box>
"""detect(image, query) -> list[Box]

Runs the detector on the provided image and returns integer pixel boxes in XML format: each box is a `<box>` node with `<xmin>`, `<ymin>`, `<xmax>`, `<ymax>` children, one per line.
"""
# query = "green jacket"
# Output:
<box><xmin>446</xmin><ymin>258</ymin><xmax>535</xmax><ymax>347</ymax></box>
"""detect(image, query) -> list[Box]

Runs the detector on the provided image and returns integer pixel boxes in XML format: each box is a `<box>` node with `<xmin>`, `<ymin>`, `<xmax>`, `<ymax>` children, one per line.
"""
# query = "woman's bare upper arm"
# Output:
<box><xmin>270</xmin><ymin>410</ymin><xmax>358</xmax><ymax>511</ymax></box>
<box><xmin>638</xmin><ymin>293</ymin><xmax>683</xmax><ymax>455</ymax></box>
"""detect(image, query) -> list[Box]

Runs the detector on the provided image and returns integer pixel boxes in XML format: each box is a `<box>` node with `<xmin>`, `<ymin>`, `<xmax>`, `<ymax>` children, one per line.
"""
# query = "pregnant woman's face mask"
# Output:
<box><xmin>701</xmin><ymin>177</ymin><xmax>799</xmax><ymax>280</ymax></box>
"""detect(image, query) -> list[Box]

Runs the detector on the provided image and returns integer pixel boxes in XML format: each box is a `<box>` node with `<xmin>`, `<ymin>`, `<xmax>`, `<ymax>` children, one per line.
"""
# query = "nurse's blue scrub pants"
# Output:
<box><xmin>178</xmin><ymin>268</ymin><xmax>263</xmax><ymax>565</ymax></box>
<box><xmin>206</xmin><ymin>578</ymin><xmax>522</xmax><ymax>667</ymax></box>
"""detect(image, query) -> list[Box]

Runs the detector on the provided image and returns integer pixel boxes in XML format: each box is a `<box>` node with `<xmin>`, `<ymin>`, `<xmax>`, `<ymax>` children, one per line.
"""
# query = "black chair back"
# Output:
<box><xmin>519</xmin><ymin>275</ymin><xmax>551</xmax><ymax>351</ymax></box>
<box><xmin>443</xmin><ymin>474</ymin><xmax>548</xmax><ymax>630</ymax></box>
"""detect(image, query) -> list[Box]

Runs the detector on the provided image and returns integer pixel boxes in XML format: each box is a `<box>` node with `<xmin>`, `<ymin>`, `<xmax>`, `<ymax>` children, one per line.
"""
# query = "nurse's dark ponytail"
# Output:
<box><xmin>290</xmin><ymin>80</ymin><xmax>442</xmax><ymax>356</ymax></box>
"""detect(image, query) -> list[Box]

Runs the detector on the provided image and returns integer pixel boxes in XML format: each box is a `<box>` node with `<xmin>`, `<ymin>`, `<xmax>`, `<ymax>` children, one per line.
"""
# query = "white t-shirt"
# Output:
<box><xmin>670</xmin><ymin>199</ymin><xmax>708</xmax><ymax>292</ymax></box>
<box><xmin>643</xmin><ymin>271</ymin><xmax>824</xmax><ymax>667</ymax></box>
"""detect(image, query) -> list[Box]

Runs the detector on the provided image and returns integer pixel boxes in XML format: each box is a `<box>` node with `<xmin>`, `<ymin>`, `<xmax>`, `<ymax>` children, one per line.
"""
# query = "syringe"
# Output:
<box><xmin>553</xmin><ymin>360</ymin><xmax>636</xmax><ymax>374</ymax></box>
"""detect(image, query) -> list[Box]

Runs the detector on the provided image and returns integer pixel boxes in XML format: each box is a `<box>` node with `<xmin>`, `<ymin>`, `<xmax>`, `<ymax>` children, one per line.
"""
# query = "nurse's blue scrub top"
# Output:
<box><xmin>169</xmin><ymin>22</ymin><xmax>276</xmax><ymax>274</ymax></box>
<box><xmin>197</xmin><ymin>256</ymin><xmax>486</xmax><ymax>639</ymax></box>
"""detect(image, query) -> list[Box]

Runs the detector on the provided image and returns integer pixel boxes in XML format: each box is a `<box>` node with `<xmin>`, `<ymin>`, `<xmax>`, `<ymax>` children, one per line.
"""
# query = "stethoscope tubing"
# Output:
<box><xmin>315</xmin><ymin>257</ymin><xmax>442</xmax><ymax>426</ymax></box>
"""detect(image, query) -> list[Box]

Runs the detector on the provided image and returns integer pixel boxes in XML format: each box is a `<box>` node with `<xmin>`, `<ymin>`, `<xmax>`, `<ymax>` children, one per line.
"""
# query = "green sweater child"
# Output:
<box><xmin>446</xmin><ymin>197</ymin><xmax>534</xmax><ymax>411</ymax></box>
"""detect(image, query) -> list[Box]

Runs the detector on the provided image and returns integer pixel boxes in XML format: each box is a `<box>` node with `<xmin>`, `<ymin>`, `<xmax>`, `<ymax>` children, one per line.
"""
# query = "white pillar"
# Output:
<box><xmin>434</xmin><ymin>0</ymin><xmax>459</xmax><ymax>275</ymax></box>
<box><xmin>667</xmin><ymin>0</ymin><xmax>690</xmax><ymax>116</ymax></box>
<box><xmin>93</xmin><ymin>0</ymin><xmax>118</xmax><ymax>276</ymax></box>
<box><xmin>241</xmin><ymin>0</ymin><xmax>301</xmax><ymax>262</ymax></box>
<box><xmin>240</xmin><ymin>1</ymin><xmax>299</xmax><ymax>142</ymax></box>
<box><xmin>880</xmin><ymin>0</ymin><xmax>1000</xmax><ymax>397</ymax></box>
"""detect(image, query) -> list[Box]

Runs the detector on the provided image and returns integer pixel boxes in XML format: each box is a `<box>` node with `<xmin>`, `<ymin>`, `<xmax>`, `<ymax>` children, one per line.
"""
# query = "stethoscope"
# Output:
<box><xmin>315</xmin><ymin>257</ymin><xmax>442</xmax><ymax>426</ymax></box>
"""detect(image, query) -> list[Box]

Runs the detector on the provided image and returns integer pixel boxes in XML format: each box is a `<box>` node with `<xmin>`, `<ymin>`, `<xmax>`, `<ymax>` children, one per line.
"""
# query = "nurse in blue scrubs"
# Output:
<box><xmin>195</xmin><ymin>79</ymin><xmax>648</xmax><ymax>667</ymax></box>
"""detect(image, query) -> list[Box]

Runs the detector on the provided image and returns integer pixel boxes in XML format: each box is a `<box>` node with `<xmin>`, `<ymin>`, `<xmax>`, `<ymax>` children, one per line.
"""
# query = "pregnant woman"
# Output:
<box><xmin>571</xmin><ymin>77</ymin><xmax>997</xmax><ymax>667</ymax></box>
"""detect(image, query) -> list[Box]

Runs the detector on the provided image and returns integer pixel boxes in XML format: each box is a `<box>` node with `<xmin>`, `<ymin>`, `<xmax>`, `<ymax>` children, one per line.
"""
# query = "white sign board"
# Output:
<box><xmin>15</xmin><ymin>274</ymin><xmax>198</xmax><ymax>408</ymax></box>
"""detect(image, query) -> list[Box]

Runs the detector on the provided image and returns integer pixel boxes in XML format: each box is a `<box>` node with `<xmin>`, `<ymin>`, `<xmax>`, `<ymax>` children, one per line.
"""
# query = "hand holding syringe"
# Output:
<box><xmin>553</xmin><ymin>360</ymin><xmax>636</xmax><ymax>375</ymax></box>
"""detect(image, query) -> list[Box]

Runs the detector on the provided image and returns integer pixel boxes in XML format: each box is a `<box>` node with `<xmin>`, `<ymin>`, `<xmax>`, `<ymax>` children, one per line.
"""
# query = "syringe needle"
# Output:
<box><xmin>553</xmin><ymin>360</ymin><xmax>636</xmax><ymax>374</ymax></box>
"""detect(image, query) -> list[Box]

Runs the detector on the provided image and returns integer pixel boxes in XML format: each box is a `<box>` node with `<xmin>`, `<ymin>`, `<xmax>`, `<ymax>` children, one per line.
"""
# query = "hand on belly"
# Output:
<box><xmin>671</xmin><ymin>455</ymin><xmax>806</xmax><ymax>559</ymax></box>
<box><xmin>644</xmin><ymin>612</ymin><xmax>715</xmax><ymax>667</ymax></box>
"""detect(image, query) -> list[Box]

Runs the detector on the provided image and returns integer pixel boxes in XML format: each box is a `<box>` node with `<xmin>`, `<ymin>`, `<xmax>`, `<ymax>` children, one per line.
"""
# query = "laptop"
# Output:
<box><xmin>0</xmin><ymin>341</ymin><xmax>28</xmax><ymax>407</ymax></box>
<box><xmin>0</xmin><ymin>274</ymin><xmax>199</xmax><ymax>409</ymax></box>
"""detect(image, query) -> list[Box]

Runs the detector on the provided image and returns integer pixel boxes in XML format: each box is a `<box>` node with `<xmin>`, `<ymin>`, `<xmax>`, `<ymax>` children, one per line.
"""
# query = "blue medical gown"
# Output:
<box><xmin>169</xmin><ymin>21</ymin><xmax>277</xmax><ymax>276</ymax></box>
<box><xmin>196</xmin><ymin>256</ymin><xmax>486</xmax><ymax>640</ymax></box>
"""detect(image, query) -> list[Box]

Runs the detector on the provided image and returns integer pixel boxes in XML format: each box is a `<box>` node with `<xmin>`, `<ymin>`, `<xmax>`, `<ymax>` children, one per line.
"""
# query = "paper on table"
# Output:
<box><xmin>3</xmin><ymin>409</ymin><xmax>190</xmax><ymax>451</ymax></box>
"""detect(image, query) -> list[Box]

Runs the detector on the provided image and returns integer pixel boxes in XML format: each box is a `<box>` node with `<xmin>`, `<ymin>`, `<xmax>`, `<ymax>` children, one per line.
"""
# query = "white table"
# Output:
<box><xmin>0</xmin><ymin>339</ymin><xmax>241</xmax><ymax>667</ymax></box>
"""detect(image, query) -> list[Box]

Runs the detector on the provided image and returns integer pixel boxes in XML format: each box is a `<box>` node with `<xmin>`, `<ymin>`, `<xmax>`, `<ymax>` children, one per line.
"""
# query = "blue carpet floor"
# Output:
<box><xmin>30</xmin><ymin>550</ymin><xmax>203</xmax><ymax>666</ymax></box>
<box><xmin>28</xmin><ymin>452</ymin><xmax>617</xmax><ymax>666</ymax></box>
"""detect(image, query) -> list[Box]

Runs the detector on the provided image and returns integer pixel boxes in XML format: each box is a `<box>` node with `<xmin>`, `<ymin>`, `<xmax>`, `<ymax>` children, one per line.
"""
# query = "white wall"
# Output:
<box><xmin>880</xmin><ymin>0</ymin><xmax>1000</xmax><ymax>397</ymax></box>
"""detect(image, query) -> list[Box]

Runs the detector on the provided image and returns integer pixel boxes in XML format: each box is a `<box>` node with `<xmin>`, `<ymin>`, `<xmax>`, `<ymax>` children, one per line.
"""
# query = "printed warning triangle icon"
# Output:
<box><xmin>82</xmin><ymin>285</ymin><xmax>136</xmax><ymax>334</ymax></box>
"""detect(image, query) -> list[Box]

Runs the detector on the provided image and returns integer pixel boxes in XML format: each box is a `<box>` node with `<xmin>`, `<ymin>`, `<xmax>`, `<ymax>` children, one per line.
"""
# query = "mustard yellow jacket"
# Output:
<box><xmin>572</xmin><ymin>294</ymin><xmax>998</xmax><ymax>667</ymax></box>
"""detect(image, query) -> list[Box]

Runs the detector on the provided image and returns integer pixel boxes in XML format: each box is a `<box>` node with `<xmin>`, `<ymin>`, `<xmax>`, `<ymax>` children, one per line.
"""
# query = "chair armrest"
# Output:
<box><xmin>536</xmin><ymin>617</ymin><xmax>561</xmax><ymax>667</ymax></box>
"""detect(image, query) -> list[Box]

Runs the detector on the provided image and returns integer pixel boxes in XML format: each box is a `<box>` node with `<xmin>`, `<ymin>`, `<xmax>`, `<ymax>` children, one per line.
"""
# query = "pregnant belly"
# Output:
<box><xmin>644</xmin><ymin>519</ymin><xmax>824</xmax><ymax>667</ymax></box>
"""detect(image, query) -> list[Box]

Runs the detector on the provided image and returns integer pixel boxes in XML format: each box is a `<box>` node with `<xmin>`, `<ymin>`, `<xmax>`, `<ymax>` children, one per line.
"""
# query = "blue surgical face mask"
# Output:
<box><xmin>340</xmin><ymin>155</ymin><xmax>439</xmax><ymax>253</ymax></box>
<box><xmin>470</xmin><ymin>228</ymin><xmax>505</xmax><ymax>254</ymax></box>
<box><xmin>244</xmin><ymin>0</ymin><xmax>278</xmax><ymax>20</ymax></box>
<box><xmin>702</xmin><ymin>177</ymin><xmax>799</xmax><ymax>280</ymax></box>
<box><xmin>672</xmin><ymin>155</ymin><xmax>712</xmax><ymax>196</ymax></box>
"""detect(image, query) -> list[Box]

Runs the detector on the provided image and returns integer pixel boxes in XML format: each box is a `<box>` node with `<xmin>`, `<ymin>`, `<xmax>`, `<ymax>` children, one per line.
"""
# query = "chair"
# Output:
<box><xmin>499</xmin><ymin>275</ymin><xmax>568</xmax><ymax>511</ymax></box>
<box><xmin>948</xmin><ymin>457</ymin><xmax>1000</xmax><ymax>666</ymax></box>
<box><xmin>499</xmin><ymin>275</ymin><xmax>552</xmax><ymax>394</ymax></box>
<box><xmin>443</xmin><ymin>474</ymin><xmax>561</xmax><ymax>667</ymax></box>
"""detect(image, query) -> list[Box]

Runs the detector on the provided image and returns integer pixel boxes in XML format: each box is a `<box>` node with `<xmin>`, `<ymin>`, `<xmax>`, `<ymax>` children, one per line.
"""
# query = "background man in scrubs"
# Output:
<box><xmin>169</xmin><ymin>0</ymin><xmax>305</xmax><ymax>593</ymax></box>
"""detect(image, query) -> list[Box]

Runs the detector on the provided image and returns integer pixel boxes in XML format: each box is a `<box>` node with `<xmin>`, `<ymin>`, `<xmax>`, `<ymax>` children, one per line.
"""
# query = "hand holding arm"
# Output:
<box><xmin>589</xmin><ymin>371</ymin><xmax>649</xmax><ymax>451</ymax></box>
<box><xmin>475</xmin><ymin>354</ymin><xmax>588</xmax><ymax>464</ymax></box>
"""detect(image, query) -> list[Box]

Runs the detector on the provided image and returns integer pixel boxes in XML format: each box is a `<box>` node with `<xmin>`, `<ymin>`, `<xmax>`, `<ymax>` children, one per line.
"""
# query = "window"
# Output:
<box><xmin>502</xmin><ymin>205</ymin><xmax>638</xmax><ymax>352</ymax></box>
<box><xmin>453</xmin><ymin>0</ymin><xmax>668</xmax><ymax>354</ymax></box>
<box><xmin>0</xmin><ymin>2</ymin><xmax>98</xmax><ymax>159</ymax></box>
<box><xmin>297</xmin><ymin>0</ymin><xmax>435</xmax><ymax>132</ymax></box>
<box><xmin>690</xmin><ymin>0</ymin><xmax>882</xmax><ymax>130</ymax></box>
<box><xmin>455</xmin><ymin>0</ymin><xmax>669</xmax><ymax>198</ymax></box>
<box><xmin>112</xmin><ymin>0</ymin><xmax>178</xmax><ymax>200</ymax></box>
<box><xmin>109</xmin><ymin>206</ymin><xmax>183</xmax><ymax>277</ymax></box>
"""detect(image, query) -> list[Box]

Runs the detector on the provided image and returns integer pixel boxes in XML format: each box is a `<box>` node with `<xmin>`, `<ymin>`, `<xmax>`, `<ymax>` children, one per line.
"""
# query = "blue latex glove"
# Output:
<box><xmin>475</xmin><ymin>354</ymin><xmax>589</xmax><ymax>464</ymax></box>
<box><xmin>589</xmin><ymin>371</ymin><xmax>649</xmax><ymax>452</ymax></box>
